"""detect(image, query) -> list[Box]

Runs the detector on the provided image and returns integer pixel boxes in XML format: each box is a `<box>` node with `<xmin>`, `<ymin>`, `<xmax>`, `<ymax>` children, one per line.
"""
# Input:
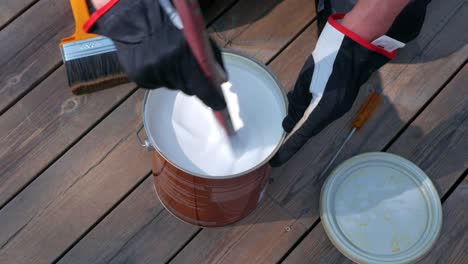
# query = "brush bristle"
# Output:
<box><xmin>64</xmin><ymin>52</ymin><xmax>129</xmax><ymax>94</ymax></box>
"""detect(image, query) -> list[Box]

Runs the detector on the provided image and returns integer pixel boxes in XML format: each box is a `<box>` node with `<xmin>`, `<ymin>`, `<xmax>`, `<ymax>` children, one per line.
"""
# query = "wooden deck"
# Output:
<box><xmin>0</xmin><ymin>0</ymin><xmax>466</xmax><ymax>263</ymax></box>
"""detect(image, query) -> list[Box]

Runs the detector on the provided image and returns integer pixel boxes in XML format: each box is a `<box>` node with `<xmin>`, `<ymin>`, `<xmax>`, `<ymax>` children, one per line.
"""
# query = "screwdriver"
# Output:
<box><xmin>319</xmin><ymin>92</ymin><xmax>381</xmax><ymax>179</ymax></box>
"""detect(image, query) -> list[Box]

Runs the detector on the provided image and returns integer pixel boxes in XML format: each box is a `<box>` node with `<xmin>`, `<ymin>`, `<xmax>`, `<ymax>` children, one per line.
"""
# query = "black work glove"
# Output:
<box><xmin>270</xmin><ymin>14</ymin><xmax>401</xmax><ymax>166</ymax></box>
<box><xmin>84</xmin><ymin>0</ymin><xmax>226</xmax><ymax>110</ymax></box>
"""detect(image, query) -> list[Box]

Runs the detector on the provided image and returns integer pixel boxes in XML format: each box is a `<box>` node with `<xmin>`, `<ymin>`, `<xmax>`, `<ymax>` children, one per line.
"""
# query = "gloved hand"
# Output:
<box><xmin>83</xmin><ymin>0</ymin><xmax>226</xmax><ymax>110</ymax></box>
<box><xmin>270</xmin><ymin>14</ymin><xmax>399</xmax><ymax>166</ymax></box>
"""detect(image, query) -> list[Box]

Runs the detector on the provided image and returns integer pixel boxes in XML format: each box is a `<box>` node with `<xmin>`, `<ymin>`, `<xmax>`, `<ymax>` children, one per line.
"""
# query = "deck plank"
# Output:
<box><xmin>0</xmin><ymin>0</ymin><xmax>236</xmax><ymax>114</ymax></box>
<box><xmin>0</xmin><ymin>0</ymin><xmax>235</xmax><ymax>209</ymax></box>
<box><xmin>0</xmin><ymin>0</ymin><xmax>36</xmax><ymax>29</ymax></box>
<box><xmin>419</xmin><ymin>176</ymin><xmax>468</xmax><ymax>264</ymax></box>
<box><xmin>57</xmin><ymin>177</ymin><xmax>198</xmax><ymax>264</ymax></box>
<box><xmin>0</xmin><ymin>0</ymin><xmax>73</xmax><ymax>113</ymax></box>
<box><xmin>269</xmin><ymin>24</ymin><xmax>319</xmax><ymax>93</ymax></box>
<box><xmin>171</xmin><ymin>196</ymin><xmax>306</xmax><ymax>264</ymax></box>
<box><xmin>219</xmin><ymin>0</ymin><xmax>315</xmax><ymax>62</ymax></box>
<box><xmin>166</xmin><ymin>0</ymin><xmax>468</xmax><ymax>262</ymax></box>
<box><xmin>282</xmin><ymin>65</ymin><xmax>468</xmax><ymax>263</ymax></box>
<box><xmin>0</xmin><ymin>91</ymin><xmax>151</xmax><ymax>263</ymax></box>
<box><xmin>268</xmin><ymin>0</ymin><xmax>468</xmax><ymax>224</ymax></box>
<box><xmin>0</xmin><ymin>1</ymin><xmax>314</xmax><ymax>263</ymax></box>
<box><xmin>0</xmin><ymin>65</ymin><xmax>136</xmax><ymax>209</ymax></box>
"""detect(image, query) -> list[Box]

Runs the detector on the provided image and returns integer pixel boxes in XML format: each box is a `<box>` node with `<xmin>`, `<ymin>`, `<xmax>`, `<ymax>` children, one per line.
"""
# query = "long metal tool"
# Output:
<box><xmin>319</xmin><ymin>92</ymin><xmax>381</xmax><ymax>179</ymax></box>
<box><xmin>172</xmin><ymin>0</ymin><xmax>236</xmax><ymax>136</ymax></box>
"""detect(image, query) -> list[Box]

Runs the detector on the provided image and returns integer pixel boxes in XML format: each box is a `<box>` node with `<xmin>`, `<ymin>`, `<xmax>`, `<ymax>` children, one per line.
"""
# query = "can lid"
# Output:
<box><xmin>320</xmin><ymin>152</ymin><xmax>442</xmax><ymax>264</ymax></box>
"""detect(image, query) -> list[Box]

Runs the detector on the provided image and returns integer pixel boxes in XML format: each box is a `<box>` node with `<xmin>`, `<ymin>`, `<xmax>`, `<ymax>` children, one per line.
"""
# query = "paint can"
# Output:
<box><xmin>320</xmin><ymin>152</ymin><xmax>443</xmax><ymax>263</ymax></box>
<box><xmin>138</xmin><ymin>51</ymin><xmax>287</xmax><ymax>227</ymax></box>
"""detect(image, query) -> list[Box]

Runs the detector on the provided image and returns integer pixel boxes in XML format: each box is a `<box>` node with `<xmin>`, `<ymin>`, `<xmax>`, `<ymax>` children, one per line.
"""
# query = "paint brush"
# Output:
<box><xmin>172</xmin><ymin>0</ymin><xmax>236</xmax><ymax>136</ymax></box>
<box><xmin>60</xmin><ymin>0</ymin><xmax>128</xmax><ymax>95</ymax></box>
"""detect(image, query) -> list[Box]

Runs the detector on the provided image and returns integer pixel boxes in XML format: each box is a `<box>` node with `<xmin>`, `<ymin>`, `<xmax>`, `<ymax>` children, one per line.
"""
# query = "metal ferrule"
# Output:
<box><xmin>61</xmin><ymin>36</ymin><xmax>117</xmax><ymax>62</ymax></box>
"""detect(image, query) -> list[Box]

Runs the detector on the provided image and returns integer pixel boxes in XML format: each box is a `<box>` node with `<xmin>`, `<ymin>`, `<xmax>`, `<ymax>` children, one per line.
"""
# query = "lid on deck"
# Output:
<box><xmin>320</xmin><ymin>152</ymin><xmax>442</xmax><ymax>264</ymax></box>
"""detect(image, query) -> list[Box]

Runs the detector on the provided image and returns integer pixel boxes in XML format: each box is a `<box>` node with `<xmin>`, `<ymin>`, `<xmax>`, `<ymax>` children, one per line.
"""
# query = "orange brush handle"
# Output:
<box><xmin>60</xmin><ymin>0</ymin><xmax>98</xmax><ymax>45</ymax></box>
<box><xmin>352</xmin><ymin>92</ymin><xmax>381</xmax><ymax>130</ymax></box>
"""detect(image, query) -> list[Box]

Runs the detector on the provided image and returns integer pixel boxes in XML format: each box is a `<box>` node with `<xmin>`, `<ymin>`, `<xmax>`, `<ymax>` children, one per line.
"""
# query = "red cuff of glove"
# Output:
<box><xmin>83</xmin><ymin>0</ymin><xmax>120</xmax><ymax>32</ymax></box>
<box><xmin>329</xmin><ymin>13</ymin><xmax>397</xmax><ymax>59</ymax></box>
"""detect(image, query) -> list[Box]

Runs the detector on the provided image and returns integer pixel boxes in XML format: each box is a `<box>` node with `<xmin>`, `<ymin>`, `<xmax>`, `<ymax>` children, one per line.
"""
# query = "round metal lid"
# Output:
<box><xmin>320</xmin><ymin>152</ymin><xmax>442</xmax><ymax>264</ymax></box>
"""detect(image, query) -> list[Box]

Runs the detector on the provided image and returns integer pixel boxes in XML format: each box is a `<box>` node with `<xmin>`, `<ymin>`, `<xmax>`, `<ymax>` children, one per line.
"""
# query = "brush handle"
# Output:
<box><xmin>172</xmin><ymin>0</ymin><xmax>227</xmax><ymax>87</ymax></box>
<box><xmin>62</xmin><ymin>0</ymin><xmax>98</xmax><ymax>43</ymax></box>
<box><xmin>173</xmin><ymin>0</ymin><xmax>235</xmax><ymax>135</ymax></box>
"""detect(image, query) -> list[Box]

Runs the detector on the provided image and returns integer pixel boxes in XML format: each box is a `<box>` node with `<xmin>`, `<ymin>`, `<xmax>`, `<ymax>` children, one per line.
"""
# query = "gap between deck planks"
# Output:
<box><xmin>0</xmin><ymin>0</ymin><xmax>312</xmax><ymax>210</ymax></box>
<box><xmin>0</xmin><ymin>0</ymin><xmax>39</xmax><ymax>30</ymax></box>
<box><xmin>282</xmin><ymin>64</ymin><xmax>468</xmax><ymax>263</ymax></box>
<box><xmin>61</xmin><ymin>0</ymin><xmax>467</xmax><ymax>262</ymax></box>
<box><xmin>0</xmin><ymin>0</ymin><xmax>235</xmax><ymax>115</ymax></box>
<box><xmin>171</xmin><ymin>0</ymin><xmax>468</xmax><ymax>261</ymax></box>
<box><xmin>0</xmin><ymin>0</ymin><xmax>462</xmax><ymax>264</ymax></box>
<box><xmin>0</xmin><ymin>0</ymin><xmax>316</xmax><ymax>263</ymax></box>
<box><xmin>268</xmin><ymin>0</ymin><xmax>468</xmax><ymax>224</ymax></box>
<box><xmin>0</xmin><ymin>0</ymin><xmax>239</xmax><ymax>208</ymax></box>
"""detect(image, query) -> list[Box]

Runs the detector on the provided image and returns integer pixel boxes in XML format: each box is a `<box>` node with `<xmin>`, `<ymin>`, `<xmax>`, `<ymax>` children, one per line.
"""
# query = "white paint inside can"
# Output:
<box><xmin>144</xmin><ymin>52</ymin><xmax>286</xmax><ymax>177</ymax></box>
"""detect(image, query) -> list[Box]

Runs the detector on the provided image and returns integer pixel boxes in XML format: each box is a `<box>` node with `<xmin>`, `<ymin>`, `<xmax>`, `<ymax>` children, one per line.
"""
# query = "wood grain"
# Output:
<box><xmin>0</xmin><ymin>91</ymin><xmax>150</xmax><ymax>263</ymax></box>
<box><xmin>0</xmin><ymin>0</ymin><xmax>234</xmax><ymax>210</ymax></box>
<box><xmin>0</xmin><ymin>0</ymin><xmax>73</xmax><ymax>113</ymax></box>
<box><xmin>0</xmin><ymin>0</ymin><xmax>36</xmax><ymax>29</ymax></box>
<box><xmin>387</xmin><ymin>65</ymin><xmax>468</xmax><ymax>195</ymax></box>
<box><xmin>0</xmin><ymin>0</ymin><xmax>299</xmax><ymax>115</ymax></box>
<box><xmin>220</xmin><ymin>0</ymin><xmax>315</xmax><ymax>62</ymax></box>
<box><xmin>282</xmin><ymin>65</ymin><xmax>468</xmax><ymax>264</ymax></box>
<box><xmin>268</xmin><ymin>0</ymin><xmax>468</xmax><ymax>224</ymax></box>
<box><xmin>269</xmin><ymin>24</ymin><xmax>319</xmax><ymax>93</ymax></box>
<box><xmin>0</xmin><ymin>1</ymin><xmax>315</xmax><ymax>263</ymax></box>
<box><xmin>418</xmin><ymin>176</ymin><xmax>468</xmax><ymax>264</ymax></box>
<box><xmin>0</xmin><ymin>66</ymin><xmax>135</xmax><ymax>208</ymax></box>
<box><xmin>57</xmin><ymin>177</ymin><xmax>198</xmax><ymax>264</ymax></box>
<box><xmin>0</xmin><ymin>0</ymin><xmax>235</xmax><ymax>114</ymax></box>
<box><xmin>210</xmin><ymin>0</ymin><xmax>285</xmax><ymax>45</ymax></box>
<box><xmin>171</xmin><ymin>196</ymin><xmax>306</xmax><ymax>264</ymax></box>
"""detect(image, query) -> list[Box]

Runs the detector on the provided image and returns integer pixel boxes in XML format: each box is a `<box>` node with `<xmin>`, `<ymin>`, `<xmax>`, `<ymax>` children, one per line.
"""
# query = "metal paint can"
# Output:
<box><xmin>139</xmin><ymin>51</ymin><xmax>287</xmax><ymax>227</ymax></box>
<box><xmin>320</xmin><ymin>152</ymin><xmax>443</xmax><ymax>263</ymax></box>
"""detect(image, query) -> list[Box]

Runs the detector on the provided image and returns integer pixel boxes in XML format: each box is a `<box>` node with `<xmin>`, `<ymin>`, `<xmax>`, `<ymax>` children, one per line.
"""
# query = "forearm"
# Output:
<box><xmin>341</xmin><ymin>0</ymin><xmax>411</xmax><ymax>41</ymax></box>
<box><xmin>90</xmin><ymin>0</ymin><xmax>109</xmax><ymax>9</ymax></box>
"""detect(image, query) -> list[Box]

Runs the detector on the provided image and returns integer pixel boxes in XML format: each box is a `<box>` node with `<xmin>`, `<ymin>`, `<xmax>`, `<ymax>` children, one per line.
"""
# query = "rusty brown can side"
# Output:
<box><xmin>151</xmin><ymin>152</ymin><xmax>270</xmax><ymax>227</ymax></box>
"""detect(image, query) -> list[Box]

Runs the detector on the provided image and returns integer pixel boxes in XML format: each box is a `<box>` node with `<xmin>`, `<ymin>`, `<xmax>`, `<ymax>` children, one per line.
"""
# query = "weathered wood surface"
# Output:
<box><xmin>0</xmin><ymin>0</ymin><xmax>73</xmax><ymax>113</ymax></box>
<box><xmin>0</xmin><ymin>2</ymin><xmax>234</xmax><ymax>263</ymax></box>
<box><xmin>0</xmin><ymin>0</ymin><xmax>466</xmax><ymax>262</ymax></box>
<box><xmin>0</xmin><ymin>91</ymin><xmax>150</xmax><ymax>263</ymax></box>
<box><xmin>172</xmin><ymin>0</ymin><xmax>468</xmax><ymax>258</ymax></box>
<box><xmin>282</xmin><ymin>65</ymin><xmax>468</xmax><ymax>263</ymax></box>
<box><xmin>58</xmin><ymin>177</ymin><xmax>199</xmax><ymax>264</ymax></box>
<box><xmin>56</xmin><ymin>2</ymin><xmax>315</xmax><ymax>263</ymax></box>
<box><xmin>216</xmin><ymin>0</ymin><xmax>315</xmax><ymax>62</ymax></box>
<box><xmin>0</xmin><ymin>0</ymin><xmax>236</xmax><ymax>114</ymax></box>
<box><xmin>0</xmin><ymin>0</ymin><xmax>315</xmax><ymax>263</ymax></box>
<box><xmin>0</xmin><ymin>0</ymin><xmax>234</xmax><ymax>210</ymax></box>
<box><xmin>0</xmin><ymin>66</ymin><xmax>136</xmax><ymax>209</ymax></box>
<box><xmin>268</xmin><ymin>0</ymin><xmax>468</xmax><ymax>224</ymax></box>
<box><xmin>0</xmin><ymin>0</ymin><xmax>36</xmax><ymax>29</ymax></box>
<box><xmin>419</xmin><ymin>176</ymin><xmax>468</xmax><ymax>264</ymax></box>
<box><xmin>171</xmin><ymin>196</ymin><xmax>306</xmax><ymax>264</ymax></box>
<box><xmin>269</xmin><ymin>24</ymin><xmax>318</xmax><ymax>92</ymax></box>
<box><xmin>282</xmin><ymin>175</ymin><xmax>468</xmax><ymax>264</ymax></box>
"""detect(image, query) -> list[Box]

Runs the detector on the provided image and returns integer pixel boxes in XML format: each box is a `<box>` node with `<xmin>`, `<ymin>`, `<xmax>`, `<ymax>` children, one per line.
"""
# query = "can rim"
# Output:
<box><xmin>142</xmin><ymin>49</ymin><xmax>288</xmax><ymax>179</ymax></box>
<box><xmin>320</xmin><ymin>152</ymin><xmax>443</xmax><ymax>264</ymax></box>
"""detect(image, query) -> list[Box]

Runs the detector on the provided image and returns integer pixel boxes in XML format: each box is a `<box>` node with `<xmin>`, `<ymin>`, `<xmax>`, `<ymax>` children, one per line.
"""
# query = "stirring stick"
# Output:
<box><xmin>173</xmin><ymin>0</ymin><xmax>236</xmax><ymax>136</ymax></box>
